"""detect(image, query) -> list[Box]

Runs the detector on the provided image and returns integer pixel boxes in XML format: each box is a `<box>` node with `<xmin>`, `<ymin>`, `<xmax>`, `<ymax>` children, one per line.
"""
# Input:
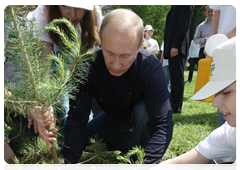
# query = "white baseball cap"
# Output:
<box><xmin>204</xmin><ymin>34</ymin><xmax>228</xmax><ymax>57</ymax></box>
<box><xmin>144</xmin><ymin>25</ymin><xmax>154</xmax><ymax>31</ymax></box>
<box><xmin>64</xmin><ymin>5</ymin><xmax>93</xmax><ymax>11</ymax></box>
<box><xmin>191</xmin><ymin>35</ymin><xmax>236</xmax><ymax>101</ymax></box>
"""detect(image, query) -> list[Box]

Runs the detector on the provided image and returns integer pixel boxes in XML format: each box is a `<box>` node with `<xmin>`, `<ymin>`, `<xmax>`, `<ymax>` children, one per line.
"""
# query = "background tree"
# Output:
<box><xmin>112</xmin><ymin>5</ymin><xmax>171</xmax><ymax>60</ymax></box>
<box><xmin>190</xmin><ymin>5</ymin><xmax>206</xmax><ymax>42</ymax></box>
<box><xmin>112</xmin><ymin>5</ymin><xmax>207</xmax><ymax>59</ymax></box>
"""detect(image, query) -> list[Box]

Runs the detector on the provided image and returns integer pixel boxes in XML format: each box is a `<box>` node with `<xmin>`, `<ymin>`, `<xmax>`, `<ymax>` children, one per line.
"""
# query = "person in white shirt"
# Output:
<box><xmin>209</xmin><ymin>5</ymin><xmax>236</xmax><ymax>39</ymax></box>
<box><xmin>142</xmin><ymin>25</ymin><xmax>159</xmax><ymax>56</ymax></box>
<box><xmin>160</xmin><ymin>41</ymin><xmax>171</xmax><ymax>92</ymax></box>
<box><xmin>186</xmin><ymin>40</ymin><xmax>200</xmax><ymax>83</ymax></box>
<box><xmin>161</xmin><ymin>34</ymin><xmax>236</xmax><ymax>164</ymax></box>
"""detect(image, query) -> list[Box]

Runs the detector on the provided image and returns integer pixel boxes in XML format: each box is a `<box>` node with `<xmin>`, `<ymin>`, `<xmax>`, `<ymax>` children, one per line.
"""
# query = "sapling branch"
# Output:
<box><xmin>10</xmin><ymin>6</ymin><xmax>40</xmax><ymax>102</ymax></box>
<box><xmin>9</xmin><ymin>6</ymin><xmax>59</xmax><ymax>164</ymax></box>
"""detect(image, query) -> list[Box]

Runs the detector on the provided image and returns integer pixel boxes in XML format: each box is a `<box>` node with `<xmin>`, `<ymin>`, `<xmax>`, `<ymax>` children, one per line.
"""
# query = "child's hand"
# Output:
<box><xmin>26</xmin><ymin>105</ymin><xmax>58</xmax><ymax>148</ymax></box>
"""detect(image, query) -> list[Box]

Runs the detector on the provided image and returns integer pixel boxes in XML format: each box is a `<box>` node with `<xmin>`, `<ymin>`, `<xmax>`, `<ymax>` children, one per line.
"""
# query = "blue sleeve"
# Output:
<box><xmin>143</xmin><ymin>62</ymin><xmax>173</xmax><ymax>164</ymax></box>
<box><xmin>63</xmin><ymin>83</ymin><xmax>92</xmax><ymax>164</ymax></box>
<box><xmin>193</xmin><ymin>25</ymin><xmax>205</xmax><ymax>45</ymax></box>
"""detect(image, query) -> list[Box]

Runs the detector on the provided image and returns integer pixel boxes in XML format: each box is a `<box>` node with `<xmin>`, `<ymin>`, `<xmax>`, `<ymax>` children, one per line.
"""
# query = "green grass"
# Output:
<box><xmin>160</xmin><ymin>73</ymin><xmax>218</xmax><ymax>162</ymax></box>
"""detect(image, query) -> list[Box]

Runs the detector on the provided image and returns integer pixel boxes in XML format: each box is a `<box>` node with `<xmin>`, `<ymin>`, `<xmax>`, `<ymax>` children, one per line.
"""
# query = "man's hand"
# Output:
<box><xmin>170</xmin><ymin>47</ymin><xmax>178</xmax><ymax>58</ymax></box>
<box><xmin>204</xmin><ymin>36</ymin><xmax>209</xmax><ymax>42</ymax></box>
<box><xmin>26</xmin><ymin>105</ymin><xmax>58</xmax><ymax>148</ymax></box>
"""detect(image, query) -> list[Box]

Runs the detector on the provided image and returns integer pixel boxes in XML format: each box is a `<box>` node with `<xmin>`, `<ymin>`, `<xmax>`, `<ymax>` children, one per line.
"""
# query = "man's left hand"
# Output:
<box><xmin>170</xmin><ymin>47</ymin><xmax>178</xmax><ymax>58</ymax></box>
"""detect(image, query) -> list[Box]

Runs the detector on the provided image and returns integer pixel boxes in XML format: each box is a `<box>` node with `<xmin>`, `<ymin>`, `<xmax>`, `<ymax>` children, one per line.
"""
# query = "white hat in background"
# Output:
<box><xmin>64</xmin><ymin>5</ymin><xmax>93</xmax><ymax>11</ymax></box>
<box><xmin>204</xmin><ymin>34</ymin><xmax>228</xmax><ymax>57</ymax></box>
<box><xmin>144</xmin><ymin>25</ymin><xmax>154</xmax><ymax>31</ymax></box>
<box><xmin>191</xmin><ymin>35</ymin><xmax>236</xmax><ymax>101</ymax></box>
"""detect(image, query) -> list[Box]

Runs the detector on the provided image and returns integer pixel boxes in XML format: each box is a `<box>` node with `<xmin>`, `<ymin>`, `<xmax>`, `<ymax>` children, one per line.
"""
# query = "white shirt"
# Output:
<box><xmin>144</xmin><ymin>38</ymin><xmax>159</xmax><ymax>52</ymax></box>
<box><xmin>195</xmin><ymin>122</ymin><xmax>236</xmax><ymax>163</ymax></box>
<box><xmin>209</xmin><ymin>5</ymin><xmax>236</xmax><ymax>35</ymax></box>
<box><xmin>160</xmin><ymin>41</ymin><xmax>168</xmax><ymax>67</ymax></box>
<box><xmin>187</xmin><ymin>40</ymin><xmax>200</xmax><ymax>59</ymax></box>
<box><xmin>34</xmin><ymin>5</ymin><xmax>103</xmax><ymax>52</ymax></box>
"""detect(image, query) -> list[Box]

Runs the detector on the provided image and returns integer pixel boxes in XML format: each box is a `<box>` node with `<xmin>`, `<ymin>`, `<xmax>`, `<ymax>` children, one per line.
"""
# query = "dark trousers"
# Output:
<box><xmin>168</xmin><ymin>55</ymin><xmax>185</xmax><ymax>113</ymax></box>
<box><xmin>188</xmin><ymin>57</ymin><xmax>199</xmax><ymax>82</ymax></box>
<box><xmin>199</xmin><ymin>47</ymin><xmax>206</xmax><ymax>60</ymax></box>
<box><xmin>85</xmin><ymin>100</ymin><xmax>150</xmax><ymax>153</ymax></box>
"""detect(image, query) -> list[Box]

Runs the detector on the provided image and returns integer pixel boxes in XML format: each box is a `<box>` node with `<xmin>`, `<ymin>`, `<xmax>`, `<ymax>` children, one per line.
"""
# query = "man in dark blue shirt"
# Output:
<box><xmin>63</xmin><ymin>9</ymin><xmax>173</xmax><ymax>164</ymax></box>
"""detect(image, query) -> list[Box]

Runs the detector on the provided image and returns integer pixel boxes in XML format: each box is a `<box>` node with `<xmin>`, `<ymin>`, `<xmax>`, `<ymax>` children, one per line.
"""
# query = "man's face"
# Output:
<box><xmin>101</xmin><ymin>24</ymin><xmax>142</xmax><ymax>77</ymax></box>
<box><xmin>205</xmin><ymin>8</ymin><xmax>213</xmax><ymax>21</ymax></box>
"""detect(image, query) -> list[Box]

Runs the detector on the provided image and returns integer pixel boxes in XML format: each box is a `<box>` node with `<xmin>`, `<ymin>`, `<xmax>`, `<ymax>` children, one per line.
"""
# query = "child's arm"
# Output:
<box><xmin>161</xmin><ymin>148</ymin><xmax>211</xmax><ymax>164</ymax></box>
<box><xmin>160</xmin><ymin>50</ymin><xmax>164</xmax><ymax>63</ymax></box>
<box><xmin>4</xmin><ymin>87</ymin><xmax>57</xmax><ymax>148</ymax></box>
<box><xmin>209</xmin><ymin>10</ymin><xmax>220</xmax><ymax>37</ymax></box>
<box><xmin>226</xmin><ymin>27</ymin><xmax>236</xmax><ymax>39</ymax></box>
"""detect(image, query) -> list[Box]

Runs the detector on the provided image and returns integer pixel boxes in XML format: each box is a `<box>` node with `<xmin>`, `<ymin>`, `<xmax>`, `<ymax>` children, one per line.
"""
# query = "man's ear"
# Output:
<box><xmin>137</xmin><ymin>40</ymin><xmax>144</xmax><ymax>52</ymax></box>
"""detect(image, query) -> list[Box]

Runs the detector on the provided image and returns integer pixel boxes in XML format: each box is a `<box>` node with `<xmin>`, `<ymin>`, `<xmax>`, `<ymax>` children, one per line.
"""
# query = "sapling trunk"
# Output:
<box><xmin>9</xmin><ymin>6</ymin><xmax>59</xmax><ymax>164</ymax></box>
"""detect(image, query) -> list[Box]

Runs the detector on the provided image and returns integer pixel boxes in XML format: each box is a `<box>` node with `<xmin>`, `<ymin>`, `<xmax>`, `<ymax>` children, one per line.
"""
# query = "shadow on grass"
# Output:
<box><xmin>172</xmin><ymin>112</ymin><xmax>218</xmax><ymax>128</ymax></box>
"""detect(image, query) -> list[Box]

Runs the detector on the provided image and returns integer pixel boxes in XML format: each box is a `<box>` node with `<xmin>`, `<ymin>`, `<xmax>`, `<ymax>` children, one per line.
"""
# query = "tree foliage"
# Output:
<box><xmin>190</xmin><ymin>5</ymin><xmax>206</xmax><ymax>41</ymax></box>
<box><xmin>112</xmin><ymin>5</ymin><xmax>171</xmax><ymax>57</ymax></box>
<box><xmin>4</xmin><ymin>5</ymin><xmax>95</xmax><ymax>164</ymax></box>
<box><xmin>112</xmin><ymin>5</ymin><xmax>207</xmax><ymax>55</ymax></box>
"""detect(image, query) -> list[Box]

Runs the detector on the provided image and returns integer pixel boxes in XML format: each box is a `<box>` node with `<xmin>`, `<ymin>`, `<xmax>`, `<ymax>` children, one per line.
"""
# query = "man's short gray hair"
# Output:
<box><xmin>100</xmin><ymin>9</ymin><xmax>144</xmax><ymax>48</ymax></box>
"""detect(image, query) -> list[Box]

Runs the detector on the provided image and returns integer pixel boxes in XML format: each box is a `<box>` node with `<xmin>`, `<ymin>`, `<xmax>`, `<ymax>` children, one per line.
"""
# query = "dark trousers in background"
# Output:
<box><xmin>168</xmin><ymin>55</ymin><xmax>185</xmax><ymax>113</ymax></box>
<box><xmin>187</xmin><ymin>57</ymin><xmax>199</xmax><ymax>82</ymax></box>
<box><xmin>199</xmin><ymin>47</ymin><xmax>206</xmax><ymax>60</ymax></box>
<box><xmin>85</xmin><ymin>100</ymin><xmax>150</xmax><ymax>154</ymax></box>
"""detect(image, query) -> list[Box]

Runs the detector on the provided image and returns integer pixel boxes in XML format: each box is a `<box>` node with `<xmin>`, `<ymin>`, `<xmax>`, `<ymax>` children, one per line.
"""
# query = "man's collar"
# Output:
<box><xmin>205</xmin><ymin>18</ymin><xmax>212</xmax><ymax>23</ymax></box>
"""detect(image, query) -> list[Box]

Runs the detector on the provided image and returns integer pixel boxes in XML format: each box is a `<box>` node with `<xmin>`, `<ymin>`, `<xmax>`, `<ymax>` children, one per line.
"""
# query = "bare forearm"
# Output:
<box><xmin>150</xmin><ymin>159</ymin><xmax>175</xmax><ymax>170</ymax></box>
<box><xmin>161</xmin><ymin>148</ymin><xmax>211</xmax><ymax>164</ymax></box>
<box><xmin>227</xmin><ymin>27</ymin><xmax>236</xmax><ymax>39</ymax></box>
<box><xmin>209</xmin><ymin>10</ymin><xmax>220</xmax><ymax>37</ymax></box>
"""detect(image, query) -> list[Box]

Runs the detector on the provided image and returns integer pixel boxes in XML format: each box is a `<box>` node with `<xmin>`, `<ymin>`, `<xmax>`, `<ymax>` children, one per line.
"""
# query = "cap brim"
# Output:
<box><xmin>64</xmin><ymin>5</ymin><xmax>93</xmax><ymax>11</ymax></box>
<box><xmin>190</xmin><ymin>79</ymin><xmax>236</xmax><ymax>101</ymax></box>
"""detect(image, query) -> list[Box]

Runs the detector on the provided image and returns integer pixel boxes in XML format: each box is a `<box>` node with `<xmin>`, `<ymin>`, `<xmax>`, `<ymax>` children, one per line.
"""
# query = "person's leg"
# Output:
<box><xmin>163</xmin><ymin>66</ymin><xmax>171</xmax><ymax>92</ymax></box>
<box><xmin>56</xmin><ymin>90</ymin><xmax>69</xmax><ymax>152</ymax></box>
<box><xmin>91</xmin><ymin>97</ymin><xmax>103</xmax><ymax>117</ymax></box>
<box><xmin>199</xmin><ymin>48</ymin><xmax>206</xmax><ymax>60</ymax></box>
<box><xmin>168</xmin><ymin>55</ymin><xmax>185</xmax><ymax>113</ymax></box>
<box><xmin>85</xmin><ymin>100</ymin><xmax>150</xmax><ymax>153</ymax></box>
<box><xmin>130</xmin><ymin>100</ymin><xmax>150</xmax><ymax>148</ymax></box>
<box><xmin>187</xmin><ymin>58</ymin><xmax>195</xmax><ymax>82</ymax></box>
<box><xmin>85</xmin><ymin>111</ymin><xmax>133</xmax><ymax>151</ymax></box>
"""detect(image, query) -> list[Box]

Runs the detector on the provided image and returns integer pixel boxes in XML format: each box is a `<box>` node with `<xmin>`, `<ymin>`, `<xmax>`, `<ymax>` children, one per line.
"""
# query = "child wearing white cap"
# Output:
<box><xmin>161</xmin><ymin>34</ymin><xmax>236</xmax><ymax>164</ymax></box>
<box><xmin>142</xmin><ymin>25</ymin><xmax>160</xmax><ymax>56</ymax></box>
